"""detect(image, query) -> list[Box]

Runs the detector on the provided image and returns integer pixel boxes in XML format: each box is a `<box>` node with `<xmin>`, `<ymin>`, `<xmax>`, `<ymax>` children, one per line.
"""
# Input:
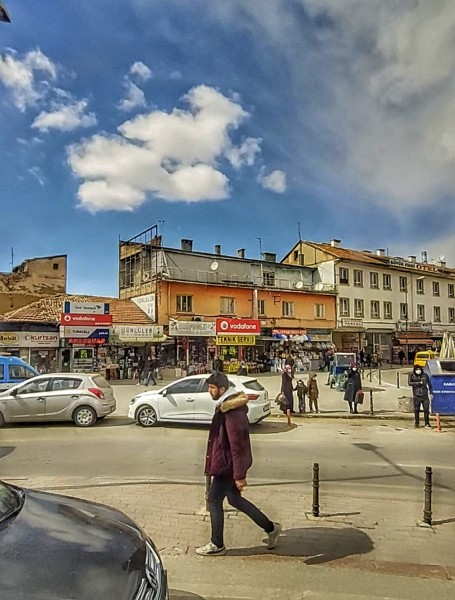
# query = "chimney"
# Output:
<box><xmin>421</xmin><ymin>251</ymin><xmax>428</xmax><ymax>263</ymax></box>
<box><xmin>330</xmin><ymin>239</ymin><xmax>341</xmax><ymax>248</ymax></box>
<box><xmin>376</xmin><ymin>249</ymin><xmax>385</xmax><ymax>257</ymax></box>
<box><xmin>408</xmin><ymin>255</ymin><xmax>416</xmax><ymax>263</ymax></box>
<box><xmin>214</xmin><ymin>244</ymin><xmax>221</xmax><ymax>255</ymax></box>
<box><xmin>263</xmin><ymin>252</ymin><xmax>276</xmax><ymax>263</ymax></box>
<box><xmin>237</xmin><ymin>248</ymin><xmax>245</xmax><ymax>259</ymax></box>
<box><xmin>181</xmin><ymin>239</ymin><xmax>193</xmax><ymax>252</ymax></box>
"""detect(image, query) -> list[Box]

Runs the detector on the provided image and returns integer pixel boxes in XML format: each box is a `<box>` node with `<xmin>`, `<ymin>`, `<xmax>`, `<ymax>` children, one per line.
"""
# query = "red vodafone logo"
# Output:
<box><xmin>216</xmin><ymin>318</ymin><xmax>260</xmax><ymax>335</ymax></box>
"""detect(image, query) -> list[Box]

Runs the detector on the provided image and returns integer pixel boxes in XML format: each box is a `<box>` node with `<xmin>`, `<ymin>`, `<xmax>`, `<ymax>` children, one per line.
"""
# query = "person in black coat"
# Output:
<box><xmin>343</xmin><ymin>364</ymin><xmax>362</xmax><ymax>413</ymax></box>
<box><xmin>408</xmin><ymin>364</ymin><xmax>431</xmax><ymax>428</ymax></box>
<box><xmin>280</xmin><ymin>364</ymin><xmax>295</xmax><ymax>426</ymax></box>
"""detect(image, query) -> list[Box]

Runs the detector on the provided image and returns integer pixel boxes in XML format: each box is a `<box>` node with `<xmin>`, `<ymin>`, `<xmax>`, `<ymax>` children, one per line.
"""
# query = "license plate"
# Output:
<box><xmin>263</xmin><ymin>403</ymin><xmax>270</xmax><ymax>412</ymax></box>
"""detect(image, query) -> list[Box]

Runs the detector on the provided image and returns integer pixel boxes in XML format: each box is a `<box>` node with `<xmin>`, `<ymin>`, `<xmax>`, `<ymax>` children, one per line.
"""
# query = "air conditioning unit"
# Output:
<box><xmin>192</xmin><ymin>316</ymin><xmax>205</xmax><ymax>322</ymax></box>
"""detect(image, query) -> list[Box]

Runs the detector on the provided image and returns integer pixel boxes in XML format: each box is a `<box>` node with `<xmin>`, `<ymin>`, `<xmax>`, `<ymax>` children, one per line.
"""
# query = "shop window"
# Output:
<box><xmin>433</xmin><ymin>282</ymin><xmax>440</xmax><ymax>296</ymax></box>
<box><xmin>400</xmin><ymin>303</ymin><xmax>408</xmax><ymax>320</ymax></box>
<box><xmin>282</xmin><ymin>301</ymin><xmax>294</xmax><ymax>317</ymax></box>
<box><xmin>416</xmin><ymin>278</ymin><xmax>425</xmax><ymax>295</ymax></box>
<box><xmin>370</xmin><ymin>300</ymin><xmax>380</xmax><ymax>319</ymax></box>
<box><xmin>384</xmin><ymin>301</ymin><xmax>393</xmax><ymax>319</ymax></box>
<box><xmin>370</xmin><ymin>272</ymin><xmax>379</xmax><ymax>289</ymax></box>
<box><xmin>434</xmin><ymin>306</ymin><xmax>441</xmax><ymax>323</ymax></box>
<box><xmin>315</xmin><ymin>303</ymin><xmax>325</xmax><ymax>318</ymax></box>
<box><xmin>220</xmin><ymin>297</ymin><xmax>235</xmax><ymax>315</ymax></box>
<box><xmin>339</xmin><ymin>298</ymin><xmax>350</xmax><ymax>317</ymax></box>
<box><xmin>354</xmin><ymin>299</ymin><xmax>364</xmax><ymax>318</ymax></box>
<box><xmin>417</xmin><ymin>304</ymin><xmax>425</xmax><ymax>321</ymax></box>
<box><xmin>399</xmin><ymin>276</ymin><xmax>407</xmax><ymax>292</ymax></box>
<box><xmin>257</xmin><ymin>299</ymin><xmax>265</xmax><ymax>315</ymax></box>
<box><xmin>449</xmin><ymin>307</ymin><xmax>455</xmax><ymax>323</ymax></box>
<box><xmin>383</xmin><ymin>274</ymin><xmax>392</xmax><ymax>290</ymax></box>
<box><xmin>263</xmin><ymin>272</ymin><xmax>275</xmax><ymax>287</ymax></box>
<box><xmin>339</xmin><ymin>267</ymin><xmax>349</xmax><ymax>285</ymax></box>
<box><xmin>448</xmin><ymin>284</ymin><xmax>455</xmax><ymax>299</ymax></box>
<box><xmin>353</xmin><ymin>270</ymin><xmax>363</xmax><ymax>287</ymax></box>
<box><xmin>176</xmin><ymin>295</ymin><xmax>193</xmax><ymax>313</ymax></box>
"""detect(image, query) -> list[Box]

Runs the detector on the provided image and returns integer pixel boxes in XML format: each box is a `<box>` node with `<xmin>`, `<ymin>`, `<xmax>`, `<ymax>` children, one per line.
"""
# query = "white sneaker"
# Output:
<box><xmin>196</xmin><ymin>542</ymin><xmax>226</xmax><ymax>556</ymax></box>
<box><xmin>265</xmin><ymin>522</ymin><xmax>282</xmax><ymax>549</ymax></box>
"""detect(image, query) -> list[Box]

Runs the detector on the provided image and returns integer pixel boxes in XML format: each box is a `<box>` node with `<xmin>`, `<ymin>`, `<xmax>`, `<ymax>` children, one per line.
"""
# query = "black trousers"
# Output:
<box><xmin>208</xmin><ymin>475</ymin><xmax>274</xmax><ymax>548</ymax></box>
<box><xmin>414</xmin><ymin>397</ymin><xmax>430</xmax><ymax>426</ymax></box>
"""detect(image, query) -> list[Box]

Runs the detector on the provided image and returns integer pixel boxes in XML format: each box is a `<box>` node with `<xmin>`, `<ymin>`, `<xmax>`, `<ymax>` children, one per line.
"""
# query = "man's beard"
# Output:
<box><xmin>210</xmin><ymin>388</ymin><xmax>221</xmax><ymax>401</ymax></box>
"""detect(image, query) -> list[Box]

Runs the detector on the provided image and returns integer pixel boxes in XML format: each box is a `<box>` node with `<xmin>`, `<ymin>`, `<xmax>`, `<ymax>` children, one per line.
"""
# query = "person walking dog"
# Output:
<box><xmin>196</xmin><ymin>371</ymin><xmax>281</xmax><ymax>556</ymax></box>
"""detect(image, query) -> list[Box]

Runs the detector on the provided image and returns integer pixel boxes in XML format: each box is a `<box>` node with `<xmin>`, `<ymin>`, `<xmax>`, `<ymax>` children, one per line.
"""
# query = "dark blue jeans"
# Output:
<box><xmin>208</xmin><ymin>475</ymin><xmax>274</xmax><ymax>548</ymax></box>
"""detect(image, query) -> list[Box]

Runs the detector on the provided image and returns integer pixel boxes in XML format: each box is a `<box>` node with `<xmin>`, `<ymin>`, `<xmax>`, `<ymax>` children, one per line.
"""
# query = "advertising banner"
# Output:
<box><xmin>216</xmin><ymin>335</ymin><xmax>257</xmax><ymax>346</ymax></box>
<box><xmin>63</xmin><ymin>301</ymin><xmax>110</xmax><ymax>315</ymax></box>
<box><xmin>60</xmin><ymin>313</ymin><xmax>113</xmax><ymax>326</ymax></box>
<box><xmin>169</xmin><ymin>320</ymin><xmax>216</xmax><ymax>337</ymax></box>
<box><xmin>216</xmin><ymin>318</ymin><xmax>260</xmax><ymax>335</ymax></box>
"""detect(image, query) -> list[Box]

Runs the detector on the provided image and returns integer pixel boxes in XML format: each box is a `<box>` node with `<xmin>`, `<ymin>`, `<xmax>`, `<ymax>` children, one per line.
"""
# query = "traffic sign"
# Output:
<box><xmin>63</xmin><ymin>301</ymin><xmax>110</xmax><ymax>315</ymax></box>
<box><xmin>60</xmin><ymin>313</ymin><xmax>112</xmax><ymax>326</ymax></box>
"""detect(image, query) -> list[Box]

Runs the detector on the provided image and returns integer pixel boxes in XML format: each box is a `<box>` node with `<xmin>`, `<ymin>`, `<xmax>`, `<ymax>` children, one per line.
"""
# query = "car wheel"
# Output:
<box><xmin>73</xmin><ymin>406</ymin><xmax>97</xmax><ymax>427</ymax></box>
<box><xmin>137</xmin><ymin>406</ymin><xmax>158</xmax><ymax>427</ymax></box>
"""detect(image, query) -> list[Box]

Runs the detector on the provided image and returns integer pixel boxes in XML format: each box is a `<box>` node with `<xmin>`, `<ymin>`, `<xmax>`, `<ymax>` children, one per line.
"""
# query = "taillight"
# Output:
<box><xmin>247</xmin><ymin>394</ymin><xmax>260</xmax><ymax>401</ymax></box>
<box><xmin>88</xmin><ymin>387</ymin><xmax>105</xmax><ymax>400</ymax></box>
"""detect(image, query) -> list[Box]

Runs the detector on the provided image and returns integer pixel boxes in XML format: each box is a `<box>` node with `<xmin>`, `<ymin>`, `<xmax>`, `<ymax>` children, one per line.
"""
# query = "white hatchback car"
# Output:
<box><xmin>128</xmin><ymin>374</ymin><xmax>271</xmax><ymax>427</ymax></box>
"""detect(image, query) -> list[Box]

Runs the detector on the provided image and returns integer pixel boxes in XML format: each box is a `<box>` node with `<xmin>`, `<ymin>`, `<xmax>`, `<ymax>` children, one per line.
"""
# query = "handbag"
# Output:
<box><xmin>275</xmin><ymin>392</ymin><xmax>286</xmax><ymax>406</ymax></box>
<box><xmin>355</xmin><ymin>390</ymin><xmax>364</xmax><ymax>404</ymax></box>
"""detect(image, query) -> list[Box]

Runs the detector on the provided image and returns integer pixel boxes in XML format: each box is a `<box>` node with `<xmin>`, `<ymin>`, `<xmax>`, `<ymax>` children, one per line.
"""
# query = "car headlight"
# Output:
<box><xmin>130</xmin><ymin>396</ymin><xmax>140</xmax><ymax>404</ymax></box>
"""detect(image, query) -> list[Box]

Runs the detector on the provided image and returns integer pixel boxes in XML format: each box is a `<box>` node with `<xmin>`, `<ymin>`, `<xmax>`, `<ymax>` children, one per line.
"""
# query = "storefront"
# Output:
<box><xmin>364</xmin><ymin>328</ymin><xmax>395</xmax><ymax>364</ymax></box>
<box><xmin>0</xmin><ymin>329</ymin><xmax>60</xmax><ymax>373</ymax></box>
<box><xmin>214</xmin><ymin>319</ymin><xmax>261</xmax><ymax>373</ymax></box>
<box><xmin>333</xmin><ymin>319</ymin><xmax>365</xmax><ymax>354</ymax></box>
<box><xmin>392</xmin><ymin>324</ymin><xmax>437</xmax><ymax>364</ymax></box>
<box><xmin>271</xmin><ymin>328</ymin><xmax>334</xmax><ymax>372</ymax></box>
<box><xmin>168</xmin><ymin>320</ymin><xmax>216</xmax><ymax>374</ymax></box>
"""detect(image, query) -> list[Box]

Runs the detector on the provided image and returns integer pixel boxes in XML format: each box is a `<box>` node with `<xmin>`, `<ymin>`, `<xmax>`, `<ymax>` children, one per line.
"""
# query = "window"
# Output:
<box><xmin>449</xmin><ymin>307</ymin><xmax>455</xmax><ymax>323</ymax></box>
<box><xmin>51</xmin><ymin>378</ymin><xmax>82</xmax><ymax>391</ymax></box>
<box><xmin>384</xmin><ymin>301</ymin><xmax>393</xmax><ymax>319</ymax></box>
<box><xmin>339</xmin><ymin>298</ymin><xmax>350</xmax><ymax>317</ymax></box>
<box><xmin>220</xmin><ymin>296</ymin><xmax>235</xmax><ymax>315</ymax></box>
<box><xmin>400</xmin><ymin>303</ymin><xmax>408</xmax><ymax>320</ymax></box>
<box><xmin>167</xmin><ymin>379</ymin><xmax>202</xmax><ymax>394</ymax></box>
<box><xmin>433</xmin><ymin>282</ymin><xmax>440</xmax><ymax>296</ymax></box>
<box><xmin>370</xmin><ymin>300</ymin><xmax>380</xmax><ymax>319</ymax></box>
<box><xmin>416</xmin><ymin>278</ymin><xmax>425</xmax><ymax>294</ymax></box>
<box><xmin>353</xmin><ymin>270</ymin><xmax>363</xmax><ymax>287</ymax></box>
<box><xmin>257</xmin><ymin>299</ymin><xmax>265</xmax><ymax>316</ymax></box>
<box><xmin>434</xmin><ymin>306</ymin><xmax>441</xmax><ymax>323</ymax></box>
<box><xmin>293</xmin><ymin>250</ymin><xmax>299</xmax><ymax>261</ymax></box>
<box><xmin>315</xmin><ymin>303</ymin><xmax>325</xmax><ymax>318</ymax></box>
<box><xmin>354</xmin><ymin>299</ymin><xmax>364</xmax><ymax>318</ymax></box>
<box><xmin>399</xmin><ymin>276</ymin><xmax>408</xmax><ymax>292</ymax></box>
<box><xmin>19</xmin><ymin>378</ymin><xmax>51</xmax><ymax>394</ymax></box>
<box><xmin>9</xmin><ymin>365</ymin><xmax>35</xmax><ymax>381</ymax></box>
<box><xmin>282</xmin><ymin>301</ymin><xmax>294</xmax><ymax>317</ymax></box>
<box><xmin>417</xmin><ymin>304</ymin><xmax>425</xmax><ymax>321</ymax></box>
<box><xmin>448</xmin><ymin>284</ymin><xmax>455</xmax><ymax>298</ymax></box>
<box><xmin>263</xmin><ymin>271</ymin><xmax>275</xmax><ymax>287</ymax></box>
<box><xmin>383</xmin><ymin>274</ymin><xmax>392</xmax><ymax>290</ymax></box>
<box><xmin>53</xmin><ymin>263</ymin><xmax>59</xmax><ymax>270</ymax></box>
<box><xmin>339</xmin><ymin>267</ymin><xmax>349</xmax><ymax>285</ymax></box>
<box><xmin>370</xmin><ymin>272</ymin><xmax>379</xmax><ymax>289</ymax></box>
<box><xmin>176</xmin><ymin>295</ymin><xmax>193</xmax><ymax>313</ymax></box>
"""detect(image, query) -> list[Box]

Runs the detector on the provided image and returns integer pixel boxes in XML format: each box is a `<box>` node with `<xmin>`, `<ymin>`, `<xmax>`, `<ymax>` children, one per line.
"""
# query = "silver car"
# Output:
<box><xmin>0</xmin><ymin>373</ymin><xmax>116</xmax><ymax>427</ymax></box>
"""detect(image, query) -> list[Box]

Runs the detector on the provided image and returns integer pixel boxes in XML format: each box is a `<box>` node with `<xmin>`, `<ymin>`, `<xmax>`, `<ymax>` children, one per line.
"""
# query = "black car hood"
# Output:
<box><xmin>0</xmin><ymin>487</ymin><xmax>147</xmax><ymax>600</ymax></box>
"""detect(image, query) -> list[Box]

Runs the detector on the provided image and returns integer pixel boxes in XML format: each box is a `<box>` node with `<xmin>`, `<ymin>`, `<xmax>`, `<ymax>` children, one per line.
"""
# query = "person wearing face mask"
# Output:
<box><xmin>280</xmin><ymin>364</ymin><xmax>295</xmax><ymax>426</ymax></box>
<box><xmin>408</xmin><ymin>364</ymin><xmax>431</xmax><ymax>428</ymax></box>
<box><xmin>343</xmin><ymin>363</ymin><xmax>362</xmax><ymax>414</ymax></box>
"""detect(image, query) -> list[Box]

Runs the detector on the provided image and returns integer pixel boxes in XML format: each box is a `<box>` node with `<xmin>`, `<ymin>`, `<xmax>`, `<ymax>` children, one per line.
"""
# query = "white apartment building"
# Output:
<box><xmin>282</xmin><ymin>239</ymin><xmax>455</xmax><ymax>363</ymax></box>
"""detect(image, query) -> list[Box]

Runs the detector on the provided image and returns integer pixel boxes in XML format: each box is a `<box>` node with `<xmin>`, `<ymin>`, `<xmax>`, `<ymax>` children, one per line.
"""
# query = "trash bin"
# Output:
<box><xmin>424</xmin><ymin>359</ymin><xmax>455</xmax><ymax>415</ymax></box>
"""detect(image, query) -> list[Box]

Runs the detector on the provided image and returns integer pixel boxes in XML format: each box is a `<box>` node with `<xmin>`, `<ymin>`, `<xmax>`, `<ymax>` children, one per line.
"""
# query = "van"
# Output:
<box><xmin>0</xmin><ymin>355</ymin><xmax>39</xmax><ymax>391</ymax></box>
<box><xmin>414</xmin><ymin>351</ymin><xmax>437</xmax><ymax>368</ymax></box>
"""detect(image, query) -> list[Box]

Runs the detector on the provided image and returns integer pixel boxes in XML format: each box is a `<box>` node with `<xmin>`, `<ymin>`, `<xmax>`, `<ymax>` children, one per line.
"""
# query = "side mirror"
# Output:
<box><xmin>9</xmin><ymin>388</ymin><xmax>17</xmax><ymax>397</ymax></box>
<box><xmin>161</xmin><ymin>388</ymin><xmax>168</xmax><ymax>396</ymax></box>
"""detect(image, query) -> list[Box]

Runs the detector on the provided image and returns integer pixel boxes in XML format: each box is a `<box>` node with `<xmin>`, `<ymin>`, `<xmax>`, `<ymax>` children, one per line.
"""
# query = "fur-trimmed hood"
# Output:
<box><xmin>219</xmin><ymin>391</ymin><xmax>249</xmax><ymax>413</ymax></box>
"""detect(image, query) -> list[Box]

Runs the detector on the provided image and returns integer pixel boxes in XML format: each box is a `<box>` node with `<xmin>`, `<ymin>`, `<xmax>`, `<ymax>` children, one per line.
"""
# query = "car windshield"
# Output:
<box><xmin>0</xmin><ymin>482</ymin><xmax>23</xmax><ymax>522</ymax></box>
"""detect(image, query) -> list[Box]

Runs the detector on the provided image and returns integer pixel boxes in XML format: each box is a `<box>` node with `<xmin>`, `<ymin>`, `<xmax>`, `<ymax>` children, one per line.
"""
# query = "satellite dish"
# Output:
<box><xmin>314</xmin><ymin>282</ymin><xmax>324</xmax><ymax>291</ymax></box>
<box><xmin>295</xmin><ymin>281</ymin><xmax>304</xmax><ymax>289</ymax></box>
<box><xmin>439</xmin><ymin>255</ymin><xmax>445</xmax><ymax>262</ymax></box>
<box><xmin>210</xmin><ymin>261</ymin><xmax>219</xmax><ymax>271</ymax></box>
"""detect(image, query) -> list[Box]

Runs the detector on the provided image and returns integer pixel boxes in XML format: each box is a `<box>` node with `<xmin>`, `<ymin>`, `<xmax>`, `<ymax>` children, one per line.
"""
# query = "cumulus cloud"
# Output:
<box><xmin>32</xmin><ymin>99</ymin><xmax>97</xmax><ymax>132</ymax></box>
<box><xmin>129</xmin><ymin>61</ymin><xmax>152</xmax><ymax>82</ymax></box>
<box><xmin>0</xmin><ymin>49</ymin><xmax>56</xmax><ymax>110</ymax></box>
<box><xmin>118</xmin><ymin>80</ymin><xmax>146</xmax><ymax>112</ymax></box>
<box><xmin>68</xmin><ymin>84</ymin><xmax>259</xmax><ymax>212</ymax></box>
<box><xmin>258</xmin><ymin>169</ymin><xmax>287</xmax><ymax>193</ymax></box>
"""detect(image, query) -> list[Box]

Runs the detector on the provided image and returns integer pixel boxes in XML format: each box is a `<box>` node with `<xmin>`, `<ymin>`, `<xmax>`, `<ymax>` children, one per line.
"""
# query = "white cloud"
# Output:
<box><xmin>28</xmin><ymin>166</ymin><xmax>45</xmax><ymax>186</ymax></box>
<box><xmin>68</xmin><ymin>84</ymin><xmax>259</xmax><ymax>212</ymax></box>
<box><xmin>259</xmin><ymin>169</ymin><xmax>287</xmax><ymax>193</ymax></box>
<box><xmin>118</xmin><ymin>80</ymin><xmax>146</xmax><ymax>112</ymax></box>
<box><xmin>0</xmin><ymin>49</ymin><xmax>56</xmax><ymax>110</ymax></box>
<box><xmin>129</xmin><ymin>61</ymin><xmax>152</xmax><ymax>82</ymax></box>
<box><xmin>32</xmin><ymin>99</ymin><xmax>97</xmax><ymax>132</ymax></box>
<box><xmin>170</xmin><ymin>70</ymin><xmax>183</xmax><ymax>80</ymax></box>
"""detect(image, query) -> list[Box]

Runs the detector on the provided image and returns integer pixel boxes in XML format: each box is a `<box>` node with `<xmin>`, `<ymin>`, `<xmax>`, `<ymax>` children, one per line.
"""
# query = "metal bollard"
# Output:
<box><xmin>205</xmin><ymin>476</ymin><xmax>211</xmax><ymax>512</ymax></box>
<box><xmin>369</xmin><ymin>389</ymin><xmax>374</xmax><ymax>415</ymax></box>
<box><xmin>368</xmin><ymin>368</ymin><xmax>372</xmax><ymax>382</ymax></box>
<box><xmin>312</xmin><ymin>462</ymin><xmax>320</xmax><ymax>517</ymax></box>
<box><xmin>396</xmin><ymin>371</ymin><xmax>400</xmax><ymax>388</ymax></box>
<box><xmin>423</xmin><ymin>466</ymin><xmax>432</xmax><ymax>526</ymax></box>
<box><xmin>378</xmin><ymin>369</ymin><xmax>382</xmax><ymax>385</ymax></box>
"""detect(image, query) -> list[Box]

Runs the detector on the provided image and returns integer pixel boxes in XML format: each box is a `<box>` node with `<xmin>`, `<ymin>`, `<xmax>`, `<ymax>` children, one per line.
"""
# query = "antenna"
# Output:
<box><xmin>10</xmin><ymin>247</ymin><xmax>14</xmax><ymax>270</ymax></box>
<box><xmin>297</xmin><ymin>222</ymin><xmax>301</xmax><ymax>241</ymax></box>
<box><xmin>257</xmin><ymin>237</ymin><xmax>262</xmax><ymax>259</ymax></box>
<box><xmin>210</xmin><ymin>261</ymin><xmax>219</xmax><ymax>271</ymax></box>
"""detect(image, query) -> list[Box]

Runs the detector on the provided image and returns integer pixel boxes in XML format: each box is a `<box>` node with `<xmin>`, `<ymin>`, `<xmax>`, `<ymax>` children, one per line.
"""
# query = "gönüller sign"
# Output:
<box><xmin>60</xmin><ymin>313</ymin><xmax>113</xmax><ymax>327</ymax></box>
<box><xmin>216</xmin><ymin>318</ymin><xmax>260</xmax><ymax>335</ymax></box>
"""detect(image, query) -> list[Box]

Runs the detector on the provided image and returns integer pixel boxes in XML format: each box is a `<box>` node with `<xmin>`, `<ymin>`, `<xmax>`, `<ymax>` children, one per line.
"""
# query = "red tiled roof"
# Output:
<box><xmin>3</xmin><ymin>294</ymin><xmax>153</xmax><ymax>325</ymax></box>
<box><xmin>302</xmin><ymin>242</ymin><xmax>388</xmax><ymax>266</ymax></box>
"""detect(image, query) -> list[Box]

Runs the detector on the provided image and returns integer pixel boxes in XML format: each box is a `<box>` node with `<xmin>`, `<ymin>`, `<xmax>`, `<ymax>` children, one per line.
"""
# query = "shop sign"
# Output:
<box><xmin>216</xmin><ymin>319</ymin><xmax>260</xmax><ymax>335</ymax></box>
<box><xmin>169</xmin><ymin>320</ymin><xmax>216</xmax><ymax>337</ymax></box>
<box><xmin>216</xmin><ymin>335</ymin><xmax>257</xmax><ymax>346</ymax></box>
<box><xmin>309</xmin><ymin>334</ymin><xmax>332</xmax><ymax>342</ymax></box>
<box><xmin>112</xmin><ymin>324</ymin><xmax>163</xmax><ymax>342</ymax></box>
<box><xmin>63</xmin><ymin>301</ymin><xmax>110</xmax><ymax>315</ymax></box>
<box><xmin>22</xmin><ymin>333</ymin><xmax>59</xmax><ymax>347</ymax></box>
<box><xmin>0</xmin><ymin>332</ymin><xmax>20</xmax><ymax>347</ymax></box>
<box><xmin>272</xmin><ymin>328</ymin><xmax>307</xmax><ymax>336</ymax></box>
<box><xmin>341</xmin><ymin>318</ymin><xmax>363</xmax><ymax>328</ymax></box>
<box><xmin>68</xmin><ymin>338</ymin><xmax>107</xmax><ymax>345</ymax></box>
<box><xmin>132</xmin><ymin>294</ymin><xmax>156</xmax><ymax>323</ymax></box>
<box><xmin>61</xmin><ymin>326</ymin><xmax>110</xmax><ymax>339</ymax></box>
<box><xmin>60</xmin><ymin>313</ymin><xmax>113</xmax><ymax>326</ymax></box>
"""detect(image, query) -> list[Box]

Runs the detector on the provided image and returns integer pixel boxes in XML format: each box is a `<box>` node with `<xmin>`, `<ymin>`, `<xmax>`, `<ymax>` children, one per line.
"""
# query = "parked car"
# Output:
<box><xmin>0</xmin><ymin>480</ymin><xmax>168</xmax><ymax>600</ymax></box>
<box><xmin>0</xmin><ymin>373</ymin><xmax>116</xmax><ymax>427</ymax></box>
<box><xmin>129</xmin><ymin>374</ymin><xmax>271</xmax><ymax>427</ymax></box>
<box><xmin>0</xmin><ymin>354</ymin><xmax>38</xmax><ymax>391</ymax></box>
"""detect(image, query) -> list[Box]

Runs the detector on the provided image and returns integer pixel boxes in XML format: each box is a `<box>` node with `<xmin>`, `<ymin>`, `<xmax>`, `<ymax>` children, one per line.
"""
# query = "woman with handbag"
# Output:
<box><xmin>343</xmin><ymin>364</ymin><xmax>362</xmax><ymax>414</ymax></box>
<box><xmin>280</xmin><ymin>364</ymin><xmax>295</xmax><ymax>426</ymax></box>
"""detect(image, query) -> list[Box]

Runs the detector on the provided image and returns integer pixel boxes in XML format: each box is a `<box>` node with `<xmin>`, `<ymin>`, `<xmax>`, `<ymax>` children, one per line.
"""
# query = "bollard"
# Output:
<box><xmin>423</xmin><ymin>466</ymin><xmax>432</xmax><ymax>526</ymax></box>
<box><xmin>205</xmin><ymin>475</ymin><xmax>211</xmax><ymax>512</ymax></box>
<box><xmin>378</xmin><ymin>369</ymin><xmax>382</xmax><ymax>385</ymax></box>
<box><xmin>312</xmin><ymin>462</ymin><xmax>320</xmax><ymax>517</ymax></box>
<box><xmin>369</xmin><ymin>389</ymin><xmax>374</xmax><ymax>415</ymax></box>
<box><xmin>368</xmin><ymin>368</ymin><xmax>372</xmax><ymax>382</ymax></box>
<box><xmin>396</xmin><ymin>371</ymin><xmax>400</xmax><ymax>389</ymax></box>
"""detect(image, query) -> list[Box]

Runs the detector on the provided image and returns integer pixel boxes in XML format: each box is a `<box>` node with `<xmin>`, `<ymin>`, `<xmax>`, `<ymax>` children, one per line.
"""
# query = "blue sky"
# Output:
<box><xmin>1</xmin><ymin>1</ymin><xmax>454</xmax><ymax>295</ymax></box>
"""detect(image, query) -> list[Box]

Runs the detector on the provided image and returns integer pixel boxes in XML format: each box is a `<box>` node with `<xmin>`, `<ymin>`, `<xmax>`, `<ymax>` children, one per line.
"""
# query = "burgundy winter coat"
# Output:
<box><xmin>204</xmin><ymin>392</ymin><xmax>253</xmax><ymax>481</ymax></box>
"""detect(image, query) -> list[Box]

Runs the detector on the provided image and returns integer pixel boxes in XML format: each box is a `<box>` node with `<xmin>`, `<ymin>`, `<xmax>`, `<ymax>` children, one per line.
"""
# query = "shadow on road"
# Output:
<box><xmin>228</xmin><ymin>526</ymin><xmax>373</xmax><ymax>564</ymax></box>
<box><xmin>0</xmin><ymin>446</ymin><xmax>15</xmax><ymax>460</ymax></box>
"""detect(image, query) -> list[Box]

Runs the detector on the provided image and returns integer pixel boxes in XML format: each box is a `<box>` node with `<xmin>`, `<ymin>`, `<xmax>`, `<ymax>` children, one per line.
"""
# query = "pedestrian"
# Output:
<box><xmin>196</xmin><ymin>371</ymin><xmax>281</xmax><ymax>556</ymax></box>
<box><xmin>343</xmin><ymin>364</ymin><xmax>362</xmax><ymax>414</ymax></box>
<box><xmin>285</xmin><ymin>352</ymin><xmax>296</xmax><ymax>376</ymax></box>
<box><xmin>145</xmin><ymin>355</ymin><xmax>157</xmax><ymax>386</ymax></box>
<box><xmin>408</xmin><ymin>364</ymin><xmax>431</xmax><ymax>428</ymax></box>
<box><xmin>280</xmin><ymin>364</ymin><xmax>295</xmax><ymax>426</ymax></box>
<box><xmin>318</xmin><ymin>353</ymin><xmax>326</xmax><ymax>372</ymax></box>
<box><xmin>295</xmin><ymin>379</ymin><xmax>307</xmax><ymax>414</ymax></box>
<box><xmin>237</xmin><ymin>362</ymin><xmax>248</xmax><ymax>376</ymax></box>
<box><xmin>398</xmin><ymin>349</ymin><xmax>405</xmax><ymax>366</ymax></box>
<box><xmin>214</xmin><ymin>356</ymin><xmax>224</xmax><ymax>372</ymax></box>
<box><xmin>359</xmin><ymin>349</ymin><xmax>365</xmax><ymax>367</ymax></box>
<box><xmin>136</xmin><ymin>356</ymin><xmax>145</xmax><ymax>385</ymax></box>
<box><xmin>307</xmin><ymin>373</ymin><xmax>320</xmax><ymax>413</ymax></box>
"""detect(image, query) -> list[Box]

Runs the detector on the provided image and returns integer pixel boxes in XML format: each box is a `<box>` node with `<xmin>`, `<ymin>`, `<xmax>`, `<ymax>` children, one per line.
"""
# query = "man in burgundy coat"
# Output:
<box><xmin>196</xmin><ymin>371</ymin><xmax>281</xmax><ymax>556</ymax></box>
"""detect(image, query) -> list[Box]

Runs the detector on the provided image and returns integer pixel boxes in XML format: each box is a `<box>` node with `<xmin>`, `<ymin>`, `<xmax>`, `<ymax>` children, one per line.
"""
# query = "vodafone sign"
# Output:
<box><xmin>216</xmin><ymin>318</ymin><xmax>260</xmax><ymax>335</ymax></box>
<box><xmin>60</xmin><ymin>313</ymin><xmax>112</xmax><ymax>327</ymax></box>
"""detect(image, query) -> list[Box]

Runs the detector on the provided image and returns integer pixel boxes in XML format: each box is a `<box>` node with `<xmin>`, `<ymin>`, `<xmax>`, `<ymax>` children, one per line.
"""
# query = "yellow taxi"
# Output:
<box><xmin>414</xmin><ymin>350</ymin><xmax>437</xmax><ymax>367</ymax></box>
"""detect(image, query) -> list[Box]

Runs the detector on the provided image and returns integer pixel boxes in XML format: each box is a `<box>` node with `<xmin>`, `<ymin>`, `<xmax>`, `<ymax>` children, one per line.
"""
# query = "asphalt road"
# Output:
<box><xmin>1</xmin><ymin>384</ymin><xmax>454</xmax><ymax>503</ymax></box>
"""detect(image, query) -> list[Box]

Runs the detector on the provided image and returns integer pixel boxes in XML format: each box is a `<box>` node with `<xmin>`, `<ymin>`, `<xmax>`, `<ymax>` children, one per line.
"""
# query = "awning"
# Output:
<box><xmin>395</xmin><ymin>338</ymin><xmax>433</xmax><ymax>345</ymax></box>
